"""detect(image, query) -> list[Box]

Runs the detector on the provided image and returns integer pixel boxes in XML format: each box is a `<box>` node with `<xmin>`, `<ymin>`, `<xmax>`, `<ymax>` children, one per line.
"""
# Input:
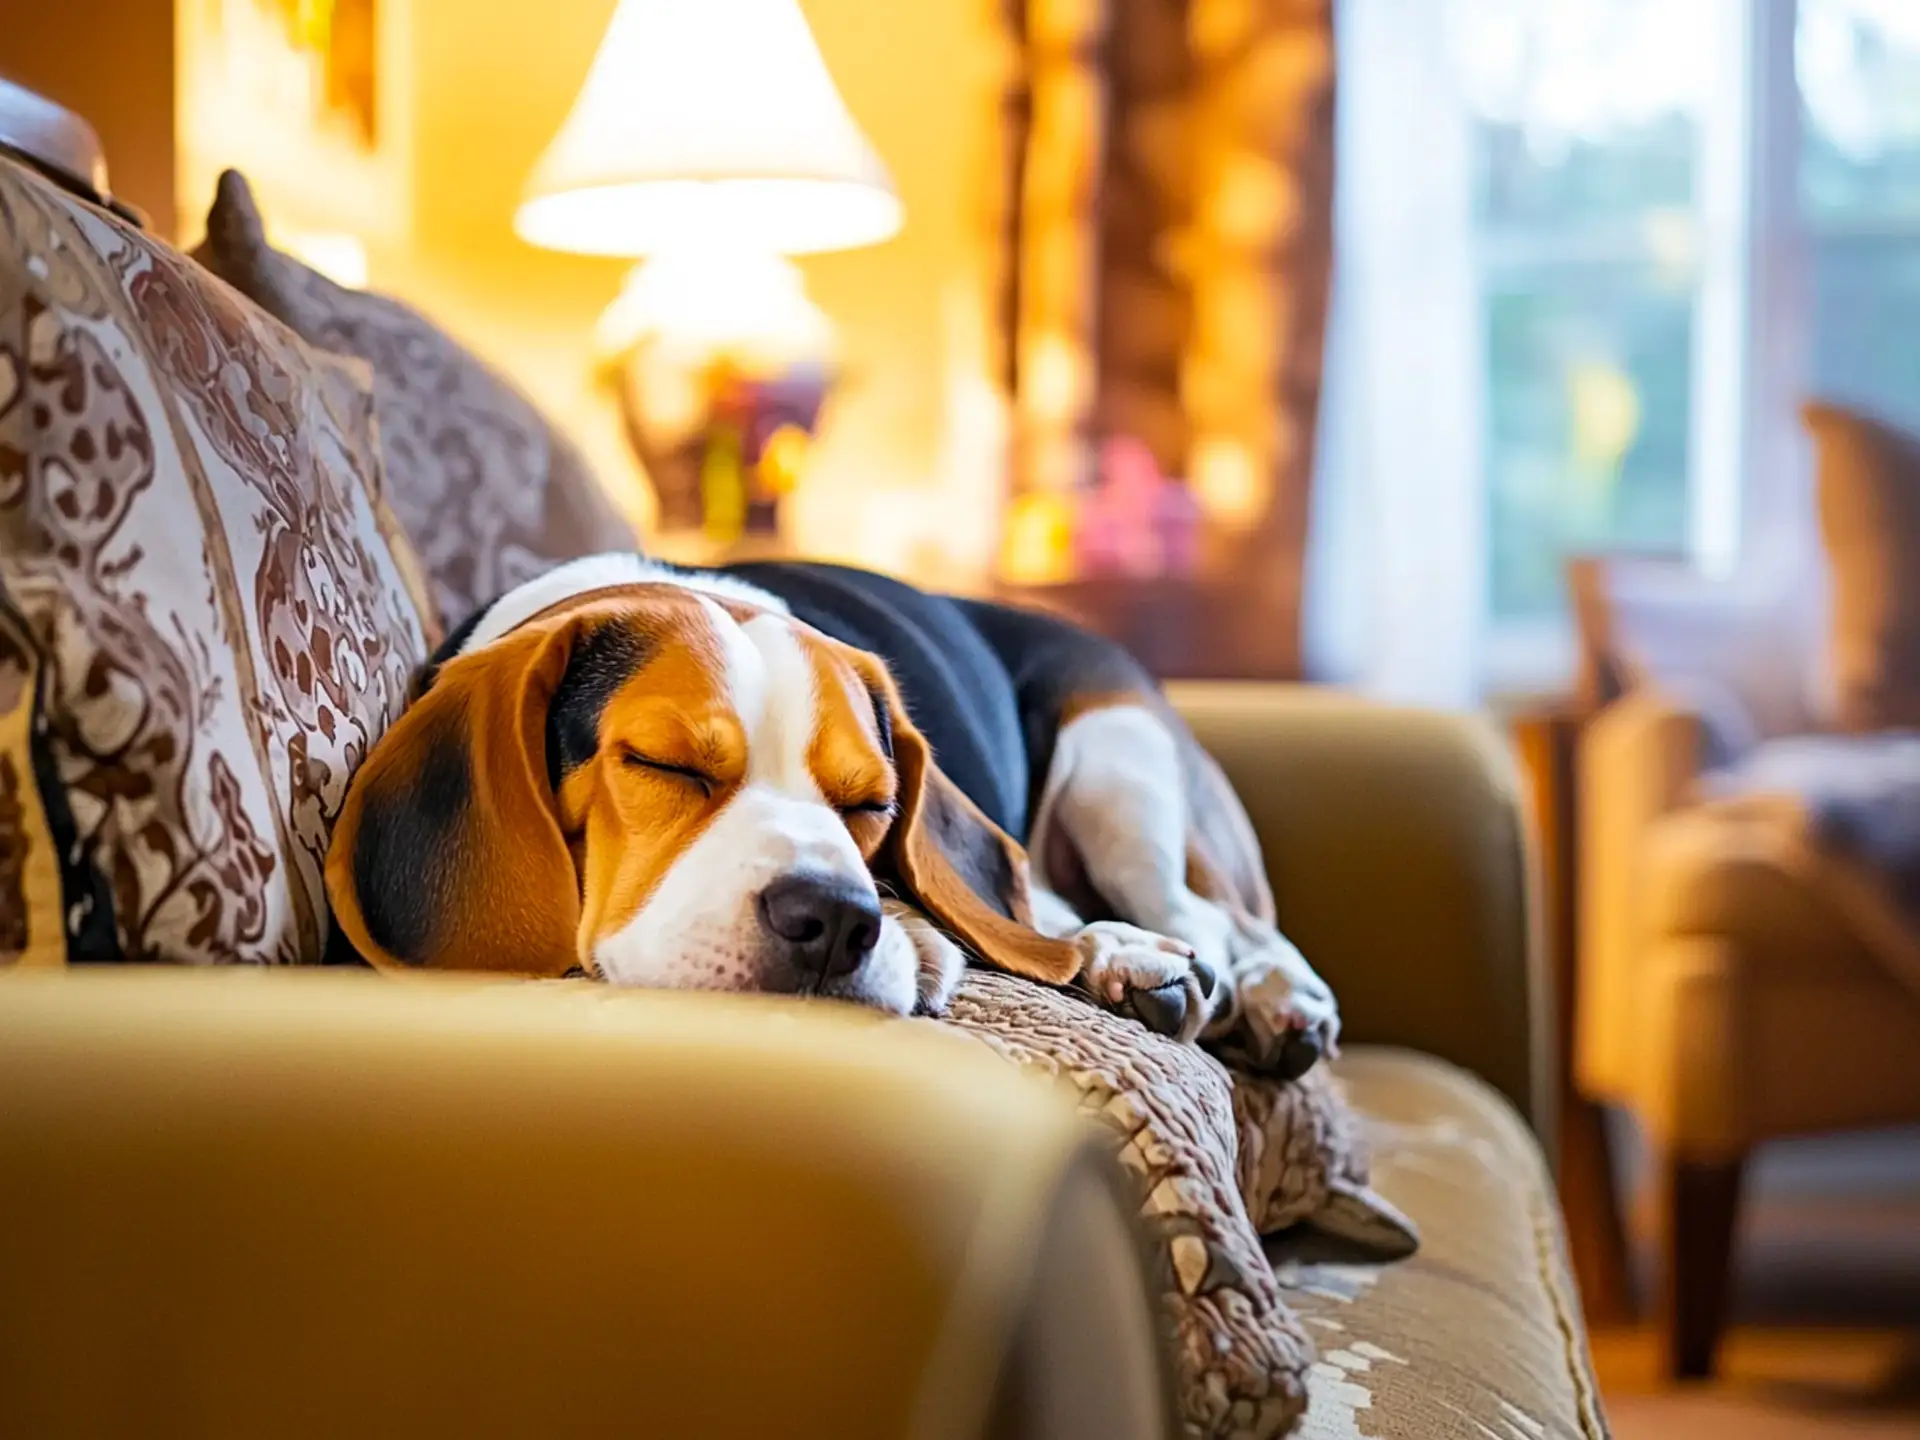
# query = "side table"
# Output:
<box><xmin>1508</xmin><ymin>700</ymin><xmax>1636</xmax><ymax>1326</ymax></box>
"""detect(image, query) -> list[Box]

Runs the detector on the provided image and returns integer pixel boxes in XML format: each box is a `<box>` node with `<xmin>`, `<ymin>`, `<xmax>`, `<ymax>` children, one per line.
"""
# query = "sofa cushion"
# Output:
<box><xmin>1640</xmin><ymin>801</ymin><xmax>1906</xmax><ymax>987</ymax></box>
<box><xmin>1279</xmin><ymin>1049</ymin><xmax>1607</xmax><ymax>1440</ymax></box>
<box><xmin>1805</xmin><ymin>401</ymin><xmax>1920</xmax><ymax>731</ymax></box>
<box><xmin>0</xmin><ymin>154</ymin><xmax>435</xmax><ymax>966</ymax></box>
<box><xmin>194</xmin><ymin>170</ymin><xmax>635</xmax><ymax>626</ymax></box>
<box><xmin>1566</xmin><ymin>554</ymin><xmax>1814</xmax><ymax>763</ymax></box>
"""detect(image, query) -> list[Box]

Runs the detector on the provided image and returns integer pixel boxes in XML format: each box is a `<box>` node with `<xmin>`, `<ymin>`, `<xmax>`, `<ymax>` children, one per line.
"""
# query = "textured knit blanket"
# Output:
<box><xmin>937</xmin><ymin>972</ymin><xmax>1417</xmax><ymax>1440</ymax></box>
<box><xmin>1700</xmin><ymin>732</ymin><xmax>1920</xmax><ymax>1000</ymax></box>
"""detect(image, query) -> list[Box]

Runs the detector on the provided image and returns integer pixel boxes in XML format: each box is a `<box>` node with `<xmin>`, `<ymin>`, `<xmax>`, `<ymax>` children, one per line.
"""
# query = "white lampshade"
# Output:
<box><xmin>593</xmin><ymin>250</ymin><xmax>836</xmax><ymax>364</ymax></box>
<box><xmin>515</xmin><ymin>0</ymin><xmax>903</xmax><ymax>257</ymax></box>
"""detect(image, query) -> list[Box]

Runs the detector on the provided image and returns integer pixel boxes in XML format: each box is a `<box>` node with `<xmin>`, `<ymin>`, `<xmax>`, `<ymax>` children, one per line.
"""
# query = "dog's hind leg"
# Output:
<box><xmin>1029</xmin><ymin>702</ymin><xmax>1339</xmax><ymax>1078</ymax></box>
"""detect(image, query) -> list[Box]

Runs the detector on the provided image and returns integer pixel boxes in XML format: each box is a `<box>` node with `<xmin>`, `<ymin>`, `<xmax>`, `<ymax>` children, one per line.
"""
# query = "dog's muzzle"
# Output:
<box><xmin>755</xmin><ymin>872</ymin><xmax>883</xmax><ymax>989</ymax></box>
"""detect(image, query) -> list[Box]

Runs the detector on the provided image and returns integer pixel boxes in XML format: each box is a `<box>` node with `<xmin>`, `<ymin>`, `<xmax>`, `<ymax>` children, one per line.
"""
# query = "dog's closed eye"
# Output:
<box><xmin>620</xmin><ymin>749</ymin><xmax>718</xmax><ymax>797</ymax></box>
<box><xmin>836</xmin><ymin>797</ymin><xmax>897</xmax><ymax>848</ymax></box>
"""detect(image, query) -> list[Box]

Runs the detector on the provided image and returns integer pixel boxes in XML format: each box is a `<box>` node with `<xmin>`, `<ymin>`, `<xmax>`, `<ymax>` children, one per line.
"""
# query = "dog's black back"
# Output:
<box><xmin>723</xmin><ymin>562</ymin><xmax>1155</xmax><ymax>845</ymax></box>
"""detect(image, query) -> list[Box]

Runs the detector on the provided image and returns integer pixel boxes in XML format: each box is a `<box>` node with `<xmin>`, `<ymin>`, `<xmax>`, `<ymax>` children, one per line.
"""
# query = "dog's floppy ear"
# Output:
<box><xmin>855</xmin><ymin>660</ymin><xmax>1083</xmax><ymax>987</ymax></box>
<box><xmin>325</xmin><ymin>619</ymin><xmax>586</xmax><ymax>976</ymax></box>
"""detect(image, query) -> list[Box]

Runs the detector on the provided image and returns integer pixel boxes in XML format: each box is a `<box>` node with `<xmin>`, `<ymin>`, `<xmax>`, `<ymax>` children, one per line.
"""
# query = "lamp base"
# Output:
<box><xmin>597</xmin><ymin>251</ymin><xmax>837</xmax><ymax>547</ymax></box>
<box><xmin>614</xmin><ymin>352</ymin><xmax>832</xmax><ymax>543</ymax></box>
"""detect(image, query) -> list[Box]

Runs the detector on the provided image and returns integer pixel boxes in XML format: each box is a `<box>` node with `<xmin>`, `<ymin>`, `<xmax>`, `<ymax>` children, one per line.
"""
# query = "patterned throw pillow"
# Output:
<box><xmin>942</xmin><ymin>972</ymin><xmax>1417</xmax><ymax>1440</ymax></box>
<box><xmin>0</xmin><ymin>153</ymin><xmax>436</xmax><ymax>966</ymax></box>
<box><xmin>192</xmin><ymin>170</ymin><xmax>636</xmax><ymax>625</ymax></box>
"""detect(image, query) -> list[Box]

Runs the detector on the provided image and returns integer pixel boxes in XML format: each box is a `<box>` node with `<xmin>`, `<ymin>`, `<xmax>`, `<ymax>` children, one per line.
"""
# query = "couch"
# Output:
<box><xmin>0</xmin><ymin>84</ymin><xmax>1605</xmax><ymax>1438</ymax></box>
<box><xmin>3</xmin><ymin>686</ymin><xmax>1606</xmax><ymax>1439</ymax></box>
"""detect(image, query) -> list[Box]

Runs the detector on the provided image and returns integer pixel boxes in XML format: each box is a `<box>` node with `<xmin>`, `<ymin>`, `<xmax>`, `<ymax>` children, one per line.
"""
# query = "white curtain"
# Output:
<box><xmin>1305</xmin><ymin>0</ymin><xmax>1485</xmax><ymax>707</ymax></box>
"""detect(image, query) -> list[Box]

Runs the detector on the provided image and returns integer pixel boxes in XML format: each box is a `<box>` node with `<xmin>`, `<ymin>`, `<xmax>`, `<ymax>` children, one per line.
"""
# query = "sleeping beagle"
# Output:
<box><xmin>324</xmin><ymin>556</ymin><xmax>1338</xmax><ymax>1078</ymax></box>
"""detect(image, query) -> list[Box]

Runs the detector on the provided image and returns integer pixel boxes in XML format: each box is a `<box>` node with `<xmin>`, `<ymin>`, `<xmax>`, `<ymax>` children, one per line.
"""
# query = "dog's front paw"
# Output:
<box><xmin>1073</xmin><ymin>922</ymin><xmax>1209</xmax><ymax>1043</ymax></box>
<box><xmin>881</xmin><ymin>900</ymin><xmax>967</xmax><ymax>1016</ymax></box>
<box><xmin>1220</xmin><ymin>923</ymin><xmax>1340</xmax><ymax>1080</ymax></box>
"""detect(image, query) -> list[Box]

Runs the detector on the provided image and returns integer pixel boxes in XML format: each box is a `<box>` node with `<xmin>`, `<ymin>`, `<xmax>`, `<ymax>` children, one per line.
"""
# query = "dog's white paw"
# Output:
<box><xmin>881</xmin><ymin>901</ymin><xmax>968</xmax><ymax>1016</ymax></box>
<box><xmin>1214</xmin><ymin>919</ymin><xmax>1340</xmax><ymax>1079</ymax></box>
<box><xmin>1073</xmin><ymin>921</ymin><xmax>1209</xmax><ymax>1043</ymax></box>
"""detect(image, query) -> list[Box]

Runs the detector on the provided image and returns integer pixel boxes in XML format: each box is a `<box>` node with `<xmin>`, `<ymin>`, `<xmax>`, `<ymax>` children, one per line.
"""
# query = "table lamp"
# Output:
<box><xmin>515</xmin><ymin>0</ymin><xmax>902</xmax><ymax>550</ymax></box>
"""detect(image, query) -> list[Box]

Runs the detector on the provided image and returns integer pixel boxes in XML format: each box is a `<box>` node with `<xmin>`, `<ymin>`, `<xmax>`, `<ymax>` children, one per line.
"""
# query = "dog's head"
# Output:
<box><xmin>324</xmin><ymin>583</ymin><xmax>1080</xmax><ymax>1010</ymax></box>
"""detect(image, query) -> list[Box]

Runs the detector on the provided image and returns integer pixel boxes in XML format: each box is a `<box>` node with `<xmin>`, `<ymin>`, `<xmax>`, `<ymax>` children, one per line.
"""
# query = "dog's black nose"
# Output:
<box><xmin>756</xmin><ymin>874</ymin><xmax>882</xmax><ymax>981</ymax></box>
<box><xmin>1274</xmin><ymin>1028</ymin><xmax>1326</xmax><ymax>1082</ymax></box>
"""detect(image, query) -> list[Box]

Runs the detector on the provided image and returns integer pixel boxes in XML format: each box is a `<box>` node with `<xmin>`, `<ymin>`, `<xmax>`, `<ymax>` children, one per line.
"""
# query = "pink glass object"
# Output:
<box><xmin>1154</xmin><ymin>478</ymin><xmax>1202</xmax><ymax>577</ymax></box>
<box><xmin>1075</xmin><ymin>493</ymin><xmax>1123</xmax><ymax>577</ymax></box>
<box><xmin>1073</xmin><ymin>442</ymin><xmax>1121</xmax><ymax>576</ymax></box>
<box><xmin>1074</xmin><ymin>436</ymin><xmax>1160</xmax><ymax>578</ymax></box>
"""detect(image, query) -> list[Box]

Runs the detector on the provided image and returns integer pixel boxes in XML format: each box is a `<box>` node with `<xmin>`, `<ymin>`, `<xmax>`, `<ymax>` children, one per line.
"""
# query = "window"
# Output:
<box><xmin>1313</xmin><ymin>0</ymin><xmax>1920</xmax><ymax>699</ymax></box>
<box><xmin>1800</xmin><ymin>0</ymin><xmax>1920</xmax><ymax>431</ymax></box>
<box><xmin>1458</xmin><ymin>0</ymin><xmax>1706</xmax><ymax>624</ymax></box>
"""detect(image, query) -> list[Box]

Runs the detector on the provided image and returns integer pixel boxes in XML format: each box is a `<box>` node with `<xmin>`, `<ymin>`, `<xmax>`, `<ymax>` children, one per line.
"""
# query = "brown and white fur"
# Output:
<box><xmin>324</xmin><ymin>555</ymin><xmax>1338</xmax><ymax>1077</ymax></box>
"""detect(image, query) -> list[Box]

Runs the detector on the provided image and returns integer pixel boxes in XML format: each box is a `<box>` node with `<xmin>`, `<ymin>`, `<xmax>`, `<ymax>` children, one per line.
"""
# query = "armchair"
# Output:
<box><xmin>1578</xmin><ymin>622</ymin><xmax>1920</xmax><ymax>1379</ymax></box>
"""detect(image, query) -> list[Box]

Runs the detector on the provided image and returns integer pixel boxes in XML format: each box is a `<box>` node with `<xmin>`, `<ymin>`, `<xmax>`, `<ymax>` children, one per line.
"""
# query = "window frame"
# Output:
<box><xmin>1310</xmin><ymin>0</ymin><xmax>1863</xmax><ymax>703</ymax></box>
<box><xmin>1471</xmin><ymin>0</ymin><xmax>1810</xmax><ymax>694</ymax></box>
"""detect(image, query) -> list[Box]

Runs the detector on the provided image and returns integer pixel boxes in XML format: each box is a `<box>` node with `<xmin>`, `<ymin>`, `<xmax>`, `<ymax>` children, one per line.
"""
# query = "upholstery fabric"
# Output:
<box><xmin>194</xmin><ymin>170</ymin><xmax>635</xmax><ymax>624</ymax></box>
<box><xmin>1805</xmin><ymin>400</ymin><xmax>1920</xmax><ymax>732</ymax></box>
<box><xmin>0</xmin><ymin>971</ymin><xmax>1597</xmax><ymax>1440</ymax></box>
<box><xmin>0</xmin><ymin>154</ymin><xmax>434</xmax><ymax>967</ymax></box>
<box><xmin>1576</xmin><ymin>689</ymin><xmax>1707</xmax><ymax>1100</ymax></box>
<box><xmin>1170</xmin><ymin>684</ymin><xmax>1546</xmax><ymax>1131</ymax></box>
<box><xmin>1281</xmin><ymin>1050</ymin><xmax>1608</xmax><ymax>1440</ymax></box>
<box><xmin>944</xmin><ymin>971</ymin><xmax>1417</xmax><ymax>1440</ymax></box>
<box><xmin>1699</xmin><ymin>734</ymin><xmax>1920</xmax><ymax>982</ymax></box>
<box><xmin>1578</xmin><ymin>688</ymin><xmax>1920</xmax><ymax>1156</ymax></box>
<box><xmin>0</xmin><ymin>970</ymin><xmax>1177</xmax><ymax>1440</ymax></box>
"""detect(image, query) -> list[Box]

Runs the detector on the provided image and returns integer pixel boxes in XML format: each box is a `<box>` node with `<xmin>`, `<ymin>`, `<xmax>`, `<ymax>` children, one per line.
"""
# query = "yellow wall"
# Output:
<box><xmin>361</xmin><ymin>0</ymin><xmax>1007</xmax><ymax>579</ymax></box>
<box><xmin>10</xmin><ymin>0</ymin><xmax>177</xmax><ymax>237</ymax></box>
<box><xmin>368</xmin><ymin>0</ymin><xmax>639</xmax><ymax>523</ymax></box>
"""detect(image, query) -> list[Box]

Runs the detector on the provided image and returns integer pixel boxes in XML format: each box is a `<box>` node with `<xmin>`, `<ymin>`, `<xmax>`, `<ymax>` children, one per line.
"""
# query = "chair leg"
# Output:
<box><xmin>1560</xmin><ymin>1096</ymin><xmax>1636</xmax><ymax>1325</ymax></box>
<box><xmin>1664</xmin><ymin>1153</ymin><xmax>1746</xmax><ymax>1382</ymax></box>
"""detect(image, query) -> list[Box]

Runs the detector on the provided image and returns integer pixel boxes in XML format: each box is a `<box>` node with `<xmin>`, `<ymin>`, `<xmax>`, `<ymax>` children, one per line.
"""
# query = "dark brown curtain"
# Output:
<box><xmin>994</xmin><ymin>0</ymin><xmax>1334</xmax><ymax>680</ymax></box>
